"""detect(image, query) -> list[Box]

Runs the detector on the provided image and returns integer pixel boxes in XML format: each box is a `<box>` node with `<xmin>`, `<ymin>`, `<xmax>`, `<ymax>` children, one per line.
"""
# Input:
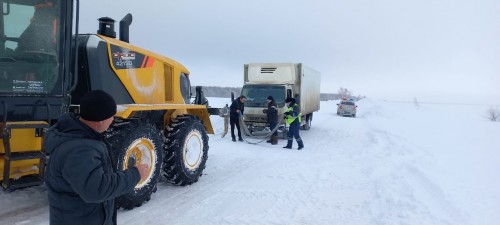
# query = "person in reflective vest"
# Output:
<box><xmin>283</xmin><ymin>97</ymin><xmax>304</xmax><ymax>150</ymax></box>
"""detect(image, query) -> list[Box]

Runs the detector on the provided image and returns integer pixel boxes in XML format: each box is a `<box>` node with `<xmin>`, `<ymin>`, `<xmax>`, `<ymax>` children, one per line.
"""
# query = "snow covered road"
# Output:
<box><xmin>1</xmin><ymin>98</ymin><xmax>499</xmax><ymax>225</ymax></box>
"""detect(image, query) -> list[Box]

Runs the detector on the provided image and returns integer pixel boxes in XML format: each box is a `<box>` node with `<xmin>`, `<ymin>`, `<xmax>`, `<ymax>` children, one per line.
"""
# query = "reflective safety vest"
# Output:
<box><xmin>285</xmin><ymin>103</ymin><xmax>302</xmax><ymax>125</ymax></box>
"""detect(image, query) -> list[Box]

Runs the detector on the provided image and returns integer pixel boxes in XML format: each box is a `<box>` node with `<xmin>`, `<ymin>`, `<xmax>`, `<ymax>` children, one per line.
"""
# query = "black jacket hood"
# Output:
<box><xmin>44</xmin><ymin>113</ymin><xmax>102</xmax><ymax>155</ymax></box>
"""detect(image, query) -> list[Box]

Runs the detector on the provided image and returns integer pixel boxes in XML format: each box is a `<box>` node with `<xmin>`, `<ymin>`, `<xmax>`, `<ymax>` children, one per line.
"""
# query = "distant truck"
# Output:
<box><xmin>240</xmin><ymin>63</ymin><xmax>321</xmax><ymax>135</ymax></box>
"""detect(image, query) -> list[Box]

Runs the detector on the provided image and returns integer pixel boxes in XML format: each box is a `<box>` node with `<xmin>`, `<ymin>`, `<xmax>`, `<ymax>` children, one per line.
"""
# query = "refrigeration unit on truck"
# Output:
<box><xmin>240</xmin><ymin>63</ymin><xmax>321</xmax><ymax>136</ymax></box>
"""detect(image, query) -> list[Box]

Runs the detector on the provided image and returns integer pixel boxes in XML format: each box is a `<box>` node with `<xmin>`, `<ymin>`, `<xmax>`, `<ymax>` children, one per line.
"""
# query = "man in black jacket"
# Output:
<box><xmin>44</xmin><ymin>90</ymin><xmax>149</xmax><ymax>225</ymax></box>
<box><xmin>263</xmin><ymin>96</ymin><xmax>279</xmax><ymax>145</ymax></box>
<box><xmin>229</xmin><ymin>95</ymin><xmax>246</xmax><ymax>142</ymax></box>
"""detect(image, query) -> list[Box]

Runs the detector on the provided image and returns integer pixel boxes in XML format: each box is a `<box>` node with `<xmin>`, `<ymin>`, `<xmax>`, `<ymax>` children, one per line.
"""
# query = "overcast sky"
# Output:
<box><xmin>80</xmin><ymin>0</ymin><xmax>499</xmax><ymax>103</ymax></box>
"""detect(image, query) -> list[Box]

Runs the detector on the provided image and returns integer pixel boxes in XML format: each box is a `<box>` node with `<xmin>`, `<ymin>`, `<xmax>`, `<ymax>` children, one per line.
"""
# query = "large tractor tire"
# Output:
<box><xmin>163</xmin><ymin>115</ymin><xmax>208</xmax><ymax>185</ymax></box>
<box><xmin>107</xmin><ymin>122</ymin><xmax>164</xmax><ymax>209</ymax></box>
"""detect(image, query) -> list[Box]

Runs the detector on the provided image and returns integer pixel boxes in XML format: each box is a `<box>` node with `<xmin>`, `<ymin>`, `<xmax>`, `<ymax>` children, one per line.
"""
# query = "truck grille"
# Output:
<box><xmin>245</xmin><ymin>116</ymin><xmax>267</xmax><ymax>122</ymax></box>
<box><xmin>260</xmin><ymin>68</ymin><xmax>277</xmax><ymax>74</ymax></box>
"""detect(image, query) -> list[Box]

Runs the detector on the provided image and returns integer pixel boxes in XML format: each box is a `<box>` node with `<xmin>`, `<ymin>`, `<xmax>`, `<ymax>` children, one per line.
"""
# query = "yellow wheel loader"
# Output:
<box><xmin>0</xmin><ymin>0</ymin><xmax>216</xmax><ymax>209</ymax></box>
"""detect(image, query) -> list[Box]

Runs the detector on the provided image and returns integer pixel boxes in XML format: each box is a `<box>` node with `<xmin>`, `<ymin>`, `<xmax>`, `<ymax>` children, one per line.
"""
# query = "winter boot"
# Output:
<box><xmin>266</xmin><ymin>138</ymin><xmax>272</xmax><ymax>143</ymax></box>
<box><xmin>283</xmin><ymin>139</ymin><xmax>292</xmax><ymax>149</ymax></box>
<box><xmin>271</xmin><ymin>136</ymin><xmax>278</xmax><ymax>145</ymax></box>
<box><xmin>238</xmin><ymin>137</ymin><xmax>244</xmax><ymax>142</ymax></box>
<box><xmin>297</xmin><ymin>139</ymin><xmax>304</xmax><ymax>150</ymax></box>
<box><xmin>232</xmin><ymin>137</ymin><xmax>236</xmax><ymax>142</ymax></box>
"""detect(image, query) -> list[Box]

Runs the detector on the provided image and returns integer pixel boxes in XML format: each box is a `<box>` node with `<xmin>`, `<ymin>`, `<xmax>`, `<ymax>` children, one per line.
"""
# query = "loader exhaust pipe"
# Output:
<box><xmin>120</xmin><ymin>13</ymin><xmax>133</xmax><ymax>43</ymax></box>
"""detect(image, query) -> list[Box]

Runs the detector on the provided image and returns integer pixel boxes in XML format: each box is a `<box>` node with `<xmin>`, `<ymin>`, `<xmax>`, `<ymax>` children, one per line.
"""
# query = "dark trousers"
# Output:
<box><xmin>269</xmin><ymin>121</ymin><xmax>278</xmax><ymax>137</ymax></box>
<box><xmin>230</xmin><ymin>116</ymin><xmax>242</xmax><ymax>139</ymax></box>
<box><xmin>286</xmin><ymin>120</ymin><xmax>303</xmax><ymax>147</ymax></box>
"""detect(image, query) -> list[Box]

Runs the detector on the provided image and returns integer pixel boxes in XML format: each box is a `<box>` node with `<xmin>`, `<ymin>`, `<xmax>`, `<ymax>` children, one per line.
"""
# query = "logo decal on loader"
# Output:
<box><xmin>110</xmin><ymin>44</ymin><xmax>153</xmax><ymax>70</ymax></box>
<box><xmin>113</xmin><ymin>52</ymin><xmax>136</xmax><ymax>61</ymax></box>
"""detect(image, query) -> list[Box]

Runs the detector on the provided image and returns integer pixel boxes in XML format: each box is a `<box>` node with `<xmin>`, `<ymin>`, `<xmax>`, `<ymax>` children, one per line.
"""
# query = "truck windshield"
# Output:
<box><xmin>241</xmin><ymin>85</ymin><xmax>286</xmax><ymax>108</ymax></box>
<box><xmin>0</xmin><ymin>0</ymin><xmax>62</xmax><ymax>95</ymax></box>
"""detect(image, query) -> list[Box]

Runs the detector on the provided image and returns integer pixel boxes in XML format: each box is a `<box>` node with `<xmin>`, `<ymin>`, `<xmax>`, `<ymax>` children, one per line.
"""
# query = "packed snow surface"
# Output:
<box><xmin>1</xmin><ymin>98</ymin><xmax>499</xmax><ymax>225</ymax></box>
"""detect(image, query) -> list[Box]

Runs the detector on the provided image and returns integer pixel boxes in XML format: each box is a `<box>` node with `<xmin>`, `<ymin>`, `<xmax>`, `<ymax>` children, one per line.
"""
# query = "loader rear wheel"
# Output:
<box><xmin>107</xmin><ymin>122</ymin><xmax>163</xmax><ymax>209</ymax></box>
<box><xmin>163</xmin><ymin>115</ymin><xmax>208</xmax><ymax>185</ymax></box>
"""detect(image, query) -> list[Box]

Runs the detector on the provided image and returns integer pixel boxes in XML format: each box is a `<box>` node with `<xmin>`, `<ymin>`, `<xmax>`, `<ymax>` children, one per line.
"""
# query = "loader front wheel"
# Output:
<box><xmin>163</xmin><ymin>115</ymin><xmax>208</xmax><ymax>185</ymax></box>
<box><xmin>107</xmin><ymin>122</ymin><xmax>163</xmax><ymax>209</ymax></box>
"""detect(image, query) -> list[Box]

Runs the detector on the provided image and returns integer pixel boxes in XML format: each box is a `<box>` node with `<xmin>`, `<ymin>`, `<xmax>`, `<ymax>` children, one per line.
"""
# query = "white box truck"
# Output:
<box><xmin>240</xmin><ymin>63</ymin><xmax>321</xmax><ymax>135</ymax></box>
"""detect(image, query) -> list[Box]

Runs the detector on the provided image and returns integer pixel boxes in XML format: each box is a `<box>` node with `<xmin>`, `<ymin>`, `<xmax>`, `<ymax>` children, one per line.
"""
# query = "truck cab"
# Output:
<box><xmin>241</xmin><ymin>83</ymin><xmax>289</xmax><ymax>131</ymax></box>
<box><xmin>240</xmin><ymin>63</ymin><xmax>321</xmax><ymax>135</ymax></box>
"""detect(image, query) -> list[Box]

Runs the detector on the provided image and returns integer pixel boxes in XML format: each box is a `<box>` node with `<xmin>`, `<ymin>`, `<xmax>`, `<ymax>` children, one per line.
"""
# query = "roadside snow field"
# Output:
<box><xmin>1</xmin><ymin>98</ymin><xmax>499</xmax><ymax>225</ymax></box>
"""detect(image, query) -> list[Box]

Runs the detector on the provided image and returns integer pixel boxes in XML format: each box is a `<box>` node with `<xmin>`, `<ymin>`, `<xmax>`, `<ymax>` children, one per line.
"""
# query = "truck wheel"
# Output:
<box><xmin>107</xmin><ymin>122</ymin><xmax>164</xmax><ymax>209</ymax></box>
<box><xmin>163</xmin><ymin>115</ymin><xmax>208</xmax><ymax>185</ymax></box>
<box><xmin>278</xmin><ymin>125</ymin><xmax>288</xmax><ymax>139</ymax></box>
<box><xmin>301</xmin><ymin>113</ymin><xmax>312</xmax><ymax>130</ymax></box>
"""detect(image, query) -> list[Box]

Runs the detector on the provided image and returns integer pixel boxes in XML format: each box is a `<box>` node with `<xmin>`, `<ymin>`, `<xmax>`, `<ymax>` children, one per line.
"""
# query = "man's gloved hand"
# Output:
<box><xmin>262</xmin><ymin>109</ymin><xmax>268</xmax><ymax>114</ymax></box>
<box><xmin>283</xmin><ymin>111</ymin><xmax>291</xmax><ymax>116</ymax></box>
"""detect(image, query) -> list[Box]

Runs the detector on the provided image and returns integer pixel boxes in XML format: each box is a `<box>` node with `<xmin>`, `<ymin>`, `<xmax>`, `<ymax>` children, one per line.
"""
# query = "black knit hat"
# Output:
<box><xmin>267</xmin><ymin>96</ymin><xmax>274</xmax><ymax>101</ymax></box>
<box><xmin>285</xmin><ymin>97</ymin><xmax>295</xmax><ymax>104</ymax></box>
<box><xmin>80</xmin><ymin>90</ymin><xmax>117</xmax><ymax>122</ymax></box>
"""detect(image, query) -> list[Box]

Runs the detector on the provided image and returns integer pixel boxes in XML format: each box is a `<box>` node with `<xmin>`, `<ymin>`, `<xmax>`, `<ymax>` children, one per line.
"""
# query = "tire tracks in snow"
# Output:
<box><xmin>120</xmin><ymin>157</ymin><xmax>263</xmax><ymax>225</ymax></box>
<box><xmin>354</xmin><ymin>126</ymin><xmax>467</xmax><ymax>225</ymax></box>
<box><xmin>0</xmin><ymin>202</ymin><xmax>48</xmax><ymax>224</ymax></box>
<box><xmin>369</xmin><ymin>165</ymin><xmax>467</xmax><ymax>225</ymax></box>
<box><xmin>0</xmin><ymin>186</ymin><xmax>49</xmax><ymax>224</ymax></box>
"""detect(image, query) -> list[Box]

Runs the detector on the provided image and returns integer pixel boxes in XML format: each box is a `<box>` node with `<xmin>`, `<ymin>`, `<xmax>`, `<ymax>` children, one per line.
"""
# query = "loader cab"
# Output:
<box><xmin>0</xmin><ymin>0</ymin><xmax>74</xmax><ymax>190</ymax></box>
<box><xmin>0</xmin><ymin>0</ymin><xmax>73</xmax><ymax>121</ymax></box>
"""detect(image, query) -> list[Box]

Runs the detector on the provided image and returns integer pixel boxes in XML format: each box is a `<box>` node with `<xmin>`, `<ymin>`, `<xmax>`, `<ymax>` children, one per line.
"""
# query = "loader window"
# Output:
<box><xmin>180</xmin><ymin>73</ymin><xmax>191</xmax><ymax>104</ymax></box>
<box><xmin>0</xmin><ymin>0</ymin><xmax>62</xmax><ymax>95</ymax></box>
<box><xmin>241</xmin><ymin>85</ymin><xmax>286</xmax><ymax>108</ymax></box>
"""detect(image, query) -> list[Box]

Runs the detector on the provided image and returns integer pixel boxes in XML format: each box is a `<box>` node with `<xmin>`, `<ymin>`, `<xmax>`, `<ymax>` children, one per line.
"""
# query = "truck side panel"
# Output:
<box><xmin>299</xmin><ymin>65</ymin><xmax>321</xmax><ymax>115</ymax></box>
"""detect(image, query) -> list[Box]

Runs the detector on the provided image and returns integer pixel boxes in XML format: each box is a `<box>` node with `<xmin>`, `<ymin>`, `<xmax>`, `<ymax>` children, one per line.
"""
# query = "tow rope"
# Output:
<box><xmin>238</xmin><ymin>115</ymin><xmax>286</xmax><ymax>144</ymax></box>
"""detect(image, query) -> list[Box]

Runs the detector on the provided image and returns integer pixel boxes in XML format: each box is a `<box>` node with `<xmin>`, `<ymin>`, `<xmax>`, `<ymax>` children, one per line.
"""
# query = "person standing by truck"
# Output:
<box><xmin>263</xmin><ymin>96</ymin><xmax>279</xmax><ymax>145</ymax></box>
<box><xmin>283</xmin><ymin>97</ymin><xmax>304</xmax><ymax>150</ymax></box>
<box><xmin>230</xmin><ymin>95</ymin><xmax>246</xmax><ymax>142</ymax></box>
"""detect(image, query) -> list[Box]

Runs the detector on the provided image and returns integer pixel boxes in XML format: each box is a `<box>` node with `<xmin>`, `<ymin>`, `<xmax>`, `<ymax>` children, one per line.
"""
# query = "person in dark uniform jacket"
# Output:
<box><xmin>263</xmin><ymin>95</ymin><xmax>279</xmax><ymax>145</ymax></box>
<box><xmin>229</xmin><ymin>95</ymin><xmax>246</xmax><ymax>142</ymax></box>
<box><xmin>44</xmin><ymin>90</ymin><xmax>149</xmax><ymax>225</ymax></box>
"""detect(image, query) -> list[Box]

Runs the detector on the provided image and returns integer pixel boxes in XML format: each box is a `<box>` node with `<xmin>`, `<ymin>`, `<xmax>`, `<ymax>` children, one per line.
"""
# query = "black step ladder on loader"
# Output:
<box><xmin>1</xmin><ymin>121</ymin><xmax>49</xmax><ymax>191</ymax></box>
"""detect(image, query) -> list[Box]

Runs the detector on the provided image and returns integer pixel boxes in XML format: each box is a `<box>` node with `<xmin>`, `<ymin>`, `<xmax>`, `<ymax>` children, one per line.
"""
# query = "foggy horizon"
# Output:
<box><xmin>79</xmin><ymin>0</ymin><xmax>500</xmax><ymax>104</ymax></box>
